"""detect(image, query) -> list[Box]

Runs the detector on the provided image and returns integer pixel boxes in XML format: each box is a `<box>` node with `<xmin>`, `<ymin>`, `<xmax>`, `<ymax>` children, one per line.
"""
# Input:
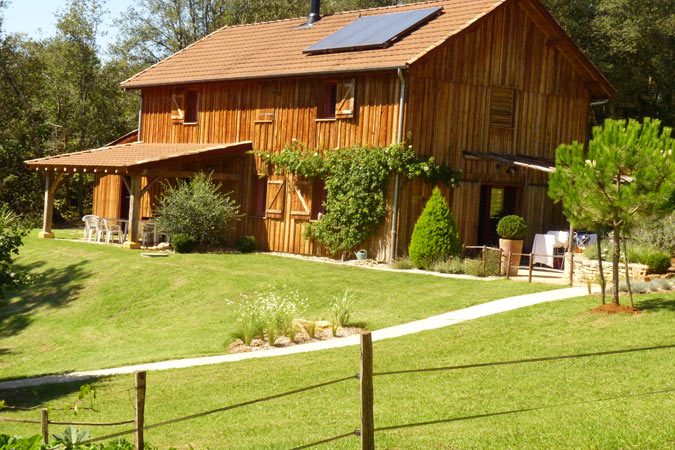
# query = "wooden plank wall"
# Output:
<box><xmin>135</xmin><ymin>72</ymin><xmax>402</xmax><ymax>259</ymax></box>
<box><xmin>92</xmin><ymin>175</ymin><xmax>122</xmax><ymax>219</ymax></box>
<box><xmin>398</xmin><ymin>0</ymin><xmax>591</xmax><ymax>253</ymax></box>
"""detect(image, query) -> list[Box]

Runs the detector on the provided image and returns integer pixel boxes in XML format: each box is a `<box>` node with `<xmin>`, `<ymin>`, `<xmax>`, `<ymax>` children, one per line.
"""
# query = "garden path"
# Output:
<box><xmin>0</xmin><ymin>286</ymin><xmax>595</xmax><ymax>390</ymax></box>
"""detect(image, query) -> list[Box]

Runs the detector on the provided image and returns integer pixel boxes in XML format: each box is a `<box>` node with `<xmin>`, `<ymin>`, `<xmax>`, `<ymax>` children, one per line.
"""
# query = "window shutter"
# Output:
<box><xmin>490</xmin><ymin>87</ymin><xmax>515</xmax><ymax>128</ymax></box>
<box><xmin>171</xmin><ymin>90</ymin><xmax>185</xmax><ymax>122</ymax></box>
<box><xmin>265</xmin><ymin>177</ymin><xmax>286</xmax><ymax>218</ymax></box>
<box><xmin>290</xmin><ymin>178</ymin><xmax>313</xmax><ymax>219</ymax></box>
<box><xmin>335</xmin><ymin>79</ymin><xmax>355</xmax><ymax>119</ymax></box>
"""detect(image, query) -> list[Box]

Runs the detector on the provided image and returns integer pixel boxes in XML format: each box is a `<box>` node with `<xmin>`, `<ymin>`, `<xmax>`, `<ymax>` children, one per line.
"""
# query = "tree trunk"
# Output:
<box><xmin>622</xmin><ymin>234</ymin><xmax>634</xmax><ymax>308</ymax></box>
<box><xmin>612</xmin><ymin>226</ymin><xmax>621</xmax><ymax>305</ymax></box>
<box><xmin>596</xmin><ymin>232</ymin><xmax>606</xmax><ymax>305</ymax></box>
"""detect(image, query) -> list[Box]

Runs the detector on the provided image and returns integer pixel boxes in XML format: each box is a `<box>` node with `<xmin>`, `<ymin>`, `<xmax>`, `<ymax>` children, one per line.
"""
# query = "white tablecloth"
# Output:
<box><xmin>532</xmin><ymin>231</ymin><xmax>569</xmax><ymax>267</ymax></box>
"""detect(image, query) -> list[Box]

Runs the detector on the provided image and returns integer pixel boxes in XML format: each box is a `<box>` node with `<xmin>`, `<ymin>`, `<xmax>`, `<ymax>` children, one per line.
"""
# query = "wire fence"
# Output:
<box><xmin>3</xmin><ymin>338</ymin><xmax>674</xmax><ymax>449</ymax></box>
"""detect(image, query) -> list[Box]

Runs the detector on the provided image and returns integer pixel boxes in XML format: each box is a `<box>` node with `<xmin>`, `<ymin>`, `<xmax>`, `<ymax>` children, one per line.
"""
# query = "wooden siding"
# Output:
<box><xmin>397</xmin><ymin>0</ymin><xmax>591</xmax><ymax>252</ymax></box>
<box><xmin>132</xmin><ymin>72</ymin><xmax>402</xmax><ymax>259</ymax></box>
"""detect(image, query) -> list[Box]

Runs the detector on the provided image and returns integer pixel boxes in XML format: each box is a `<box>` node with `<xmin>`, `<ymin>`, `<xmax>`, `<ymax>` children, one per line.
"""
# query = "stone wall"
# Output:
<box><xmin>566</xmin><ymin>254</ymin><xmax>648</xmax><ymax>284</ymax></box>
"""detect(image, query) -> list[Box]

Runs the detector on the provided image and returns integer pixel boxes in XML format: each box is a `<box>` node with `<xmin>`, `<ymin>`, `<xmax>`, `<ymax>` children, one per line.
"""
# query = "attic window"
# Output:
<box><xmin>490</xmin><ymin>87</ymin><xmax>515</xmax><ymax>128</ymax></box>
<box><xmin>318</xmin><ymin>79</ymin><xmax>355</xmax><ymax>120</ymax></box>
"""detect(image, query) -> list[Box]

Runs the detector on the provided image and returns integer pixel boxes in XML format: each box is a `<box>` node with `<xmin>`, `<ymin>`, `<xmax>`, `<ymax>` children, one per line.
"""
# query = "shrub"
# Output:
<box><xmin>643</xmin><ymin>251</ymin><xmax>671</xmax><ymax>273</ymax></box>
<box><xmin>408</xmin><ymin>187</ymin><xmax>461</xmax><ymax>269</ymax></box>
<box><xmin>154</xmin><ymin>173</ymin><xmax>240</xmax><ymax>247</ymax></box>
<box><xmin>0</xmin><ymin>205</ymin><xmax>30</xmax><ymax>296</ymax></box>
<box><xmin>391</xmin><ymin>256</ymin><xmax>415</xmax><ymax>270</ymax></box>
<box><xmin>632</xmin><ymin>213</ymin><xmax>675</xmax><ymax>256</ymax></box>
<box><xmin>649</xmin><ymin>279</ymin><xmax>670</xmax><ymax>291</ymax></box>
<box><xmin>329</xmin><ymin>289</ymin><xmax>355</xmax><ymax>336</ymax></box>
<box><xmin>631</xmin><ymin>281</ymin><xmax>649</xmax><ymax>294</ymax></box>
<box><xmin>461</xmin><ymin>253</ymin><xmax>500</xmax><ymax>277</ymax></box>
<box><xmin>430</xmin><ymin>258</ymin><xmax>463</xmax><ymax>274</ymax></box>
<box><xmin>172</xmin><ymin>233</ymin><xmax>195</xmax><ymax>254</ymax></box>
<box><xmin>496</xmin><ymin>215</ymin><xmax>527</xmax><ymax>240</ymax></box>
<box><xmin>237</xmin><ymin>235</ymin><xmax>257</xmax><ymax>253</ymax></box>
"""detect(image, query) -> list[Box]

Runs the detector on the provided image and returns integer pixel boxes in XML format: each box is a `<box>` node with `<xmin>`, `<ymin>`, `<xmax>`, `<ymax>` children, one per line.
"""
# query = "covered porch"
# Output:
<box><xmin>25</xmin><ymin>140</ymin><xmax>253</xmax><ymax>249</ymax></box>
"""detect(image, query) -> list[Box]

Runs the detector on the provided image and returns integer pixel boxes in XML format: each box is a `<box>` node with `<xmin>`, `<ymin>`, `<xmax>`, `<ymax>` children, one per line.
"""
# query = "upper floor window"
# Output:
<box><xmin>318</xmin><ymin>79</ymin><xmax>356</xmax><ymax>120</ymax></box>
<box><xmin>320</xmin><ymin>82</ymin><xmax>337</xmax><ymax>119</ymax></box>
<box><xmin>171</xmin><ymin>89</ymin><xmax>199</xmax><ymax>124</ymax></box>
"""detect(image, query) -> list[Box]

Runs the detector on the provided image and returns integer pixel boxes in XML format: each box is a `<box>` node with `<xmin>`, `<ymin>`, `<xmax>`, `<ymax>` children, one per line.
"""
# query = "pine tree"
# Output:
<box><xmin>408</xmin><ymin>187</ymin><xmax>461</xmax><ymax>269</ymax></box>
<box><xmin>549</xmin><ymin>118</ymin><xmax>675</xmax><ymax>306</ymax></box>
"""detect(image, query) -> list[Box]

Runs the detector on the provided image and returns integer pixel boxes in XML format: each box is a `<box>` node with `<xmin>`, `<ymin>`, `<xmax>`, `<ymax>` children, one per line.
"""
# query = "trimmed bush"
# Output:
<box><xmin>496</xmin><ymin>215</ymin><xmax>527</xmax><ymax>240</ymax></box>
<box><xmin>172</xmin><ymin>234</ymin><xmax>196</xmax><ymax>253</ymax></box>
<box><xmin>237</xmin><ymin>236</ymin><xmax>257</xmax><ymax>253</ymax></box>
<box><xmin>154</xmin><ymin>173</ymin><xmax>240</xmax><ymax>247</ymax></box>
<box><xmin>643</xmin><ymin>251</ymin><xmax>671</xmax><ymax>273</ymax></box>
<box><xmin>408</xmin><ymin>187</ymin><xmax>461</xmax><ymax>269</ymax></box>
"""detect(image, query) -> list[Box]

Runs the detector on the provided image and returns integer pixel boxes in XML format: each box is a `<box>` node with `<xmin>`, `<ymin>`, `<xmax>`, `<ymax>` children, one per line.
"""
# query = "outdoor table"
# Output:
<box><xmin>532</xmin><ymin>230</ymin><xmax>569</xmax><ymax>267</ymax></box>
<box><xmin>105</xmin><ymin>218</ymin><xmax>129</xmax><ymax>238</ymax></box>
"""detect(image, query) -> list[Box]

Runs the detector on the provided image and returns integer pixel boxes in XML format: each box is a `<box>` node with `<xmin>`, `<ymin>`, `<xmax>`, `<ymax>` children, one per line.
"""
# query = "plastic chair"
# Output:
<box><xmin>82</xmin><ymin>215</ymin><xmax>103</xmax><ymax>242</ymax></box>
<box><xmin>102</xmin><ymin>219</ymin><xmax>123</xmax><ymax>244</ymax></box>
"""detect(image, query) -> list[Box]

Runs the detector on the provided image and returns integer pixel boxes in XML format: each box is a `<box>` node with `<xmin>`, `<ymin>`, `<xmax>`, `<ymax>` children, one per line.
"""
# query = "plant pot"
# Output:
<box><xmin>355</xmin><ymin>249</ymin><xmax>368</xmax><ymax>261</ymax></box>
<box><xmin>499</xmin><ymin>239</ymin><xmax>524</xmax><ymax>276</ymax></box>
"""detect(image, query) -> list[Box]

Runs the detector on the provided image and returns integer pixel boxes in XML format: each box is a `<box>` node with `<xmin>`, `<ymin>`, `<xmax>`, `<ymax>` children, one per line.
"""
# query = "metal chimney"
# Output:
<box><xmin>296</xmin><ymin>0</ymin><xmax>321</xmax><ymax>28</ymax></box>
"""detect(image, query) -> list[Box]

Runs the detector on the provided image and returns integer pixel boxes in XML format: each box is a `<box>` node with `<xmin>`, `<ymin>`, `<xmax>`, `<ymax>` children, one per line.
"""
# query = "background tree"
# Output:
<box><xmin>543</xmin><ymin>0</ymin><xmax>675</xmax><ymax>126</ymax></box>
<box><xmin>112</xmin><ymin>0</ymin><xmax>405</xmax><ymax>65</ymax></box>
<box><xmin>549</xmin><ymin>118</ymin><xmax>675</xmax><ymax>306</ymax></box>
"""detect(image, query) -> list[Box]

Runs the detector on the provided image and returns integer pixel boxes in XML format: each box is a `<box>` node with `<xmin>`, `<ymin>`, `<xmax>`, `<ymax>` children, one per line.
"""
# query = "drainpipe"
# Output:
<box><xmin>590</xmin><ymin>99</ymin><xmax>609</xmax><ymax>107</ymax></box>
<box><xmin>389</xmin><ymin>68</ymin><xmax>406</xmax><ymax>262</ymax></box>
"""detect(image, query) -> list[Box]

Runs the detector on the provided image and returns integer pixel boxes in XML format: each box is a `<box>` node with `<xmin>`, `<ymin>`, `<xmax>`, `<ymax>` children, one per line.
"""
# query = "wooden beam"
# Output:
<box><xmin>140</xmin><ymin>177</ymin><xmax>161</xmax><ymax>198</ymax></box>
<box><xmin>123</xmin><ymin>175</ymin><xmax>142</xmax><ymax>249</ymax></box>
<box><xmin>39</xmin><ymin>172</ymin><xmax>62</xmax><ymax>239</ymax></box>
<box><xmin>138</xmin><ymin>170</ymin><xmax>242</xmax><ymax>181</ymax></box>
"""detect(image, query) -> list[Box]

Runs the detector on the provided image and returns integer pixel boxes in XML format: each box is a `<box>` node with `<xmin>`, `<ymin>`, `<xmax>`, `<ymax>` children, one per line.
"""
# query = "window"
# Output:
<box><xmin>320</xmin><ymin>82</ymin><xmax>337</xmax><ymax>119</ymax></box>
<box><xmin>335</xmin><ymin>79</ymin><xmax>355</xmax><ymax>119</ymax></box>
<box><xmin>171</xmin><ymin>89</ymin><xmax>198</xmax><ymax>124</ymax></box>
<box><xmin>490</xmin><ymin>87</ymin><xmax>515</xmax><ymax>128</ymax></box>
<box><xmin>184</xmin><ymin>90</ymin><xmax>199</xmax><ymax>123</ymax></box>
<box><xmin>252</xmin><ymin>177</ymin><xmax>267</xmax><ymax>217</ymax></box>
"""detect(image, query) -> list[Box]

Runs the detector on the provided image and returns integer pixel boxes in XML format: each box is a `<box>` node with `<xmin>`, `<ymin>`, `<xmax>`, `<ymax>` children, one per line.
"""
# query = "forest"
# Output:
<box><xmin>0</xmin><ymin>0</ymin><xmax>673</xmax><ymax>222</ymax></box>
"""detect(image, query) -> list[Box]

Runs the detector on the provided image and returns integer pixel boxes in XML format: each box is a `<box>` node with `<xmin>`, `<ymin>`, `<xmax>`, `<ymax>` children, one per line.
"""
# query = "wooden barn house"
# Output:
<box><xmin>25</xmin><ymin>0</ymin><xmax>615</xmax><ymax>260</ymax></box>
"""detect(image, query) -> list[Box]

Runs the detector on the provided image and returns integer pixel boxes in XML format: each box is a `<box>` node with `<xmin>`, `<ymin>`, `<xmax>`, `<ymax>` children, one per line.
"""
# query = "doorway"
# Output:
<box><xmin>120</xmin><ymin>179</ymin><xmax>129</xmax><ymax>220</ymax></box>
<box><xmin>478</xmin><ymin>185</ymin><xmax>521</xmax><ymax>246</ymax></box>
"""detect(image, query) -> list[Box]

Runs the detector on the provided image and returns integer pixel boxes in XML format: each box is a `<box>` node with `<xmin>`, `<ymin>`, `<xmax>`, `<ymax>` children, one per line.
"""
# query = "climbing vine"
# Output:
<box><xmin>253</xmin><ymin>141</ymin><xmax>461</xmax><ymax>255</ymax></box>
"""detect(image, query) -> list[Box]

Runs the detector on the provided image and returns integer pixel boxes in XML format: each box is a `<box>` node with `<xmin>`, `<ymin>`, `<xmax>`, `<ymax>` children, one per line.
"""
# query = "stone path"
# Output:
<box><xmin>0</xmin><ymin>286</ymin><xmax>594</xmax><ymax>390</ymax></box>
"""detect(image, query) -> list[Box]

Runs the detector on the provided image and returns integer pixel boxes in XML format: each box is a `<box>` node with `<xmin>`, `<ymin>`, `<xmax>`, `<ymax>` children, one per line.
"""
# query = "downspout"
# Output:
<box><xmin>389</xmin><ymin>68</ymin><xmax>406</xmax><ymax>262</ymax></box>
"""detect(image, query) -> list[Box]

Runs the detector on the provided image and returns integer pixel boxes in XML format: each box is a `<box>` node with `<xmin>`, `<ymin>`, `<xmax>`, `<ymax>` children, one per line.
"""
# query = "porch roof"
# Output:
<box><xmin>25</xmin><ymin>141</ymin><xmax>253</xmax><ymax>174</ymax></box>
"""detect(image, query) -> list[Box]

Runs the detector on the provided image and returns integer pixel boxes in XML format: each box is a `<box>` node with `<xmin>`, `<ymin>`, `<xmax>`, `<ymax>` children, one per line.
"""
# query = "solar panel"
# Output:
<box><xmin>304</xmin><ymin>7</ymin><xmax>443</xmax><ymax>55</ymax></box>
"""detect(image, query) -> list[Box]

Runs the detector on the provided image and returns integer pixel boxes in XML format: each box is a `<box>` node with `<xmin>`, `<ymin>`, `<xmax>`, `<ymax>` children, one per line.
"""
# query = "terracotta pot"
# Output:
<box><xmin>499</xmin><ymin>238</ymin><xmax>524</xmax><ymax>276</ymax></box>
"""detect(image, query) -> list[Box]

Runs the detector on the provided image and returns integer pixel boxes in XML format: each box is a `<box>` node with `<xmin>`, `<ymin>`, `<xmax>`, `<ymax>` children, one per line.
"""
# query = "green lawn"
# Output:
<box><xmin>3</xmin><ymin>293</ymin><xmax>674</xmax><ymax>449</ymax></box>
<box><xmin>0</xmin><ymin>230</ymin><xmax>554</xmax><ymax>380</ymax></box>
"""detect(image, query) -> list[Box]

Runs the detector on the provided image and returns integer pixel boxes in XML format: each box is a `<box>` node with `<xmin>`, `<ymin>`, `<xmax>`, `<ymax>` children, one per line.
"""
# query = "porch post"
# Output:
<box><xmin>39</xmin><ymin>172</ymin><xmax>56</xmax><ymax>239</ymax></box>
<box><xmin>123</xmin><ymin>175</ymin><xmax>142</xmax><ymax>249</ymax></box>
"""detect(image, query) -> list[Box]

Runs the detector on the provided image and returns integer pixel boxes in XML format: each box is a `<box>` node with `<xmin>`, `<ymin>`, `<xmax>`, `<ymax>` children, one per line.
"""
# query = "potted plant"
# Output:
<box><xmin>497</xmin><ymin>215</ymin><xmax>527</xmax><ymax>275</ymax></box>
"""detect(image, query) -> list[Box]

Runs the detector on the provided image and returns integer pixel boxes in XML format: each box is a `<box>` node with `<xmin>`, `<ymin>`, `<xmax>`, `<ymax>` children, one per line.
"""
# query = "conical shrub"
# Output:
<box><xmin>408</xmin><ymin>187</ymin><xmax>461</xmax><ymax>269</ymax></box>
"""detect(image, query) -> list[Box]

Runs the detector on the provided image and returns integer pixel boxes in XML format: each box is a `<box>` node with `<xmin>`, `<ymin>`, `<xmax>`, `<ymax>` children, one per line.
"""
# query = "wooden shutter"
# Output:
<box><xmin>290</xmin><ymin>178</ymin><xmax>313</xmax><ymax>219</ymax></box>
<box><xmin>171</xmin><ymin>90</ymin><xmax>185</xmax><ymax>122</ymax></box>
<box><xmin>265</xmin><ymin>177</ymin><xmax>286</xmax><ymax>218</ymax></box>
<box><xmin>335</xmin><ymin>79</ymin><xmax>355</xmax><ymax>119</ymax></box>
<box><xmin>490</xmin><ymin>87</ymin><xmax>515</xmax><ymax>128</ymax></box>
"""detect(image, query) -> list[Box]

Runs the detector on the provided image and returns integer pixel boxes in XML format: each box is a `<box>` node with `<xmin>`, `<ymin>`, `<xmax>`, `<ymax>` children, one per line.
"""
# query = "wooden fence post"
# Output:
<box><xmin>569</xmin><ymin>251</ymin><xmax>574</xmax><ymax>286</ymax></box>
<box><xmin>528</xmin><ymin>253</ymin><xmax>534</xmax><ymax>283</ymax></box>
<box><xmin>498</xmin><ymin>249</ymin><xmax>503</xmax><ymax>275</ymax></box>
<box><xmin>360</xmin><ymin>333</ymin><xmax>374</xmax><ymax>450</ymax></box>
<box><xmin>135</xmin><ymin>371</ymin><xmax>146</xmax><ymax>450</ymax></box>
<box><xmin>482</xmin><ymin>245</ymin><xmax>487</xmax><ymax>277</ymax></box>
<box><xmin>461</xmin><ymin>244</ymin><xmax>466</xmax><ymax>260</ymax></box>
<box><xmin>506</xmin><ymin>252</ymin><xmax>512</xmax><ymax>280</ymax></box>
<box><xmin>41</xmin><ymin>408</ymin><xmax>49</xmax><ymax>445</ymax></box>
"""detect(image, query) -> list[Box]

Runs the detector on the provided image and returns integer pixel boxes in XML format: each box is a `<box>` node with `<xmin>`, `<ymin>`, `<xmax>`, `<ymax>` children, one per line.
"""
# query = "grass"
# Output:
<box><xmin>2</xmin><ymin>292</ymin><xmax>674</xmax><ymax>448</ymax></box>
<box><xmin>0</xmin><ymin>230</ymin><xmax>555</xmax><ymax>380</ymax></box>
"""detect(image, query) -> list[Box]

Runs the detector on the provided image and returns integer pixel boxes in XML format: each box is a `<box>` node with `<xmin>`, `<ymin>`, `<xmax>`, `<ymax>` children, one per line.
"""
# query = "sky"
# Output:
<box><xmin>3</xmin><ymin>0</ymin><xmax>136</xmax><ymax>53</ymax></box>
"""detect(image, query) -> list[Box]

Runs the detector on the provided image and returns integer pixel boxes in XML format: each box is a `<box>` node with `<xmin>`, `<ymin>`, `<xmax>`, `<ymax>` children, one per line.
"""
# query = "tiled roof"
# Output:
<box><xmin>120</xmin><ymin>0</ymin><xmax>504</xmax><ymax>88</ymax></box>
<box><xmin>25</xmin><ymin>141</ymin><xmax>253</xmax><ymax>173</ymax></box>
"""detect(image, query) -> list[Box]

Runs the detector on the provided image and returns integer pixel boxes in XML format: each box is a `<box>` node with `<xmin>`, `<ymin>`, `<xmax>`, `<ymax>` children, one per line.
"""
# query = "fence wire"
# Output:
<box><xmin>78</xmin><ymin>375</ymin><xmax>355</xmax><ymax>445</ymax></box>
<box><xmin>374</xmin><ymin>343</ymin><xmax>675</xmax><ymax>377</ymax></box>
<box><xmin>289</xmin><ymin>430</ymin><xmax>357</xmax><ymax>449</ymax></box>
<box><xmin>374</xmin><ymin>387</ymin><xmax>675</xmax><ymax>433</ymax></box>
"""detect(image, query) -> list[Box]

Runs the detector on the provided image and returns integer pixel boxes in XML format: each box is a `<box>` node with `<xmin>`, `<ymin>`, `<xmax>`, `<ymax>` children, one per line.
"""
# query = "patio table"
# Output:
<box><xmin>105</xmin><ymin>218</ymin><xmax>129</xmax><ymax>238</ymax></box>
